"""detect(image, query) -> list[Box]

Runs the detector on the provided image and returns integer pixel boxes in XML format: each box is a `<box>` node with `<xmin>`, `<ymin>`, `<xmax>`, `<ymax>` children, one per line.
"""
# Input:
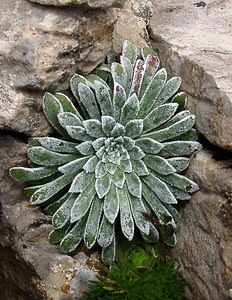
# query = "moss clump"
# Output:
<box><xmin>80</xmin><ymin>238</ymin><xmax>186</xmax><ymax>300</ymax></box>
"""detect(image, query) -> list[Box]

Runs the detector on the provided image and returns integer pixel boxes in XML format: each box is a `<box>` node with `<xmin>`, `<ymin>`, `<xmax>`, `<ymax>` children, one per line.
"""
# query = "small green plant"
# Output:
<box><xmin>80</xmin><ymin>238</ymin><xmax>186</xmax><ymax>300</ymax></box>
<box><xmin>10</xmin><ymin>41</ymin><xmax>201</xmax><ymax>264</ymax></box>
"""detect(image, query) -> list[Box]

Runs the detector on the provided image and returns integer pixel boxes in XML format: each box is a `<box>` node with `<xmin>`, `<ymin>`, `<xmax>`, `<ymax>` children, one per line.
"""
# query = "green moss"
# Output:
<box><xmin>80</xmin><ymin>239</ymin><xmax>186</xmax><ymax>300</ymax></box>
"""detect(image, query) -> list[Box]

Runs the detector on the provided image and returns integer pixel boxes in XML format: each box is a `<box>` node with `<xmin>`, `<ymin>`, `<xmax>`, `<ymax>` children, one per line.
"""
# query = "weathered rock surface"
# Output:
<box><xmin>113</xmin><ymin>0</ymin><xmax>153</xmax><ymax>54</ymax></box>
<box><xmin>0</xmin><ymin>0</ymin><xmax>117</xmax><ymax>136</ymax></box>
<box><xmin>30</xmin><ymin>0</ymin><xmax>125</xmax><ymax>8</ymax></box>
<box><xmin>149</xmin><ymin>0</ymin><xmax>232</xmax><ymax>151</ymax></box>
<box><xmin>172</xmin><ymin>149</ymin><xmax>232</xmax><ymax>300</ymax></box>
<box><xmin>0</xmin><ymin>134</ymin><xmax>100</xmax><ymax>300</ymax></box>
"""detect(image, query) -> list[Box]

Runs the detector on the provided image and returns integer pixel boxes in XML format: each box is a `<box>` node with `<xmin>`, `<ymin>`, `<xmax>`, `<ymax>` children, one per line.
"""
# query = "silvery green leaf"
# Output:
<box><xmin>44</xmin><ymin>193</ymin><xmax>69</xmax><ymax>215</ymax></box>
<box><xmin>135</xmin><ymin>138</ymin><xmax>163</xmax><ymax>154</ymax></box>
<box><xmin>59</xmin><ymin>156</ymin><xmax>90</xmax><ymax>174</ymax></box>
<box><xmin>120</xmin><ymin>150</ymin><xmax>130</xmax><ymax>161</ymax></box>
<box><xmin>83</xmin><ymin>155</ymin><xmax>99</xmax><ymax>173</ymax></box>
<box><xmin>102</xmin><ymin>235</ymin><xmax>116</xmax><ymax>266</ymax></box>
<box><xmin>94</xmin><ymin>80</ymin><xmax>113</xmax><ymax>116</ymax></box>
<box><xmin>66</xmin><ymin>126</ymin><xmax>94</xmax><ymax>141</ymax></box>
<box><xmin>141</xmin><ymin>223</ymin><xmax>159</xmax><ymax>243</ymax></box>
<box><xmin>106</xmin><ymin>163</ymin><xmax>117</xmax><ymax>175</ymax></box>
<box><xmin>29</xmin><ymin>137</ymin><xmax>78</xmax><ymax>153</ymax></box>
<box><xmin>54</xmin><ymin>92</ymin><xmax>83</xmax><ymax>120</ymax></box>
<box><xmin>104</xmin><ymin>137</ymin><xmax>113</xmax><ymax>148</ymax></box>
<box><xmin>69</xmin><ymin>171</ymin><xmax>94</xmax><ymax>193</ymax></box>
<box><xmin>156</xmin><ymin>172</ymin><xmax>199</xmax><ymax>193</ymax></box>
<box><xmin>95</xmin><ymin>173</ymin><xmax>111</xmax><ymax>199</ymax></box>
<box><xmin>128</xmin><ymin>145</ymin><xmax>145</xmax><ymax>160</ymax></box>
<box><xmin>161</xmin><ymin>111</ymin><xmax>191</xmax><ymax>128</ymax></box>
<box><xmin>43</xmin><ymin>92</ymin><xmax>67</xmax><ymax>137</ymax></box>
<box><xmin>142</xmin><ymin>183</ymin><xmax>174</xmax><ymax>223</ymax></box>
<box><xmin>10</xmin><ymin>166</ymin><xmax>58</xmax><ymax>182</ymax></box>
<box><xmin>71</xmin><ymin>179</ymin><xmax>96</xmax><ymax>222</ymax></box>
<box><xmin>167</xmin><ymin>157</ymin><xmax>189</xmax><ymax>172</ymax></box>
<box><xmin>111</xmin><ymin>62</ymin><xmax>128</xmax><ymax>92</ymax></box>
<box><xmin>102</xmin><ymin>152</ymin><xmax>108</xmax><ymax>163</ymax></box>
<box><xmin>58</xmin><ymin>112</ymin><xmax>82</xmax><ymax>128</ymax></box>
<box><xmin>85</xmin><ymin>74</ymin><xmax>111</xmax><ymax>93</ymax></box>
<box><xmin>110</xmin><ymin>123</ymin><xmax>125</xmax><ymax>137</ymax></box>
<box><xmin>114</xmin><ymin>136</ymin><xmax>124</xmax><ymax>144</ymax></box>
<box><xmin>139</xmin><ymin>54</ymin><xmax>160</xmax><ymax>98</ymax></box>
<box><xmin>49</xmin><ymin>222</ymin><xmax>71</xmax><ymax>244</ymax></box>
<box><xmin>76</xmin><ymin>141</ymin><xmax>94</xmax><ymax>156</ymax></box>
<box><xmin>146</xmin><ymin>115</ymin><xmax>196</xmax><ymax>142</ymax></box>
<box><xmin>177</xmin><ymin>128</ymin><xmax>199</xmax><ymax>141</ymax></box>
<box><xmin>104</xmin><ymin>184</ymin><xmax>119</xmax><ymax>224</ymax></box>
<box><xmin>70</xmin><ymin>73</ymin><xmax>87</xmax><ymax>103</ymax></box>
<box><xmin>171</xmin><ymin>92</ymin><xmax>187</xmax><ymax>111</ymax></box>
<box><xmin>30</xmin><ymin>172</ymin><xmax>76</xmax><ymax>205</ymax></box>
<box><xmin>167</xmin><ymin>184</ymin><xmax>191</xmax><ymax>201</ymax></box>
<box><xmin>123</xmin><ymin>136</ymin><xmax>135</xmax><ymax>150</ymax></box>
<box><xmin>131</xmin><ymin>159</ymin><xmax>149</xmax><ymax>176</ymax></box>
<box><xmin>52</xmin><ymin>194</ymin><xmax>76</xmax><ymax>229</ymax></box>
<box><xmin>84</xmin><ymin>196</ymin><xmax>103</xmax><ymax>249</ymax></box>
<box><xmin>143</xmin><ymin>155</ymin><xmax>176</xmax><ymax>175</ymax></box>
<box><xmin>142</xmin><ymin>103</ymin><xmax>178</xmax><ymax>133</ymax></box>
<box><xmin>83</xmin><ymin>119</ymin><xmax>104</xmax><ymax>138</ymax></box>
<box><xmin>158</xmin><ymin>141</ymin><xmax>202</xmax><ymax>157</ymax></box>
<box><xmin>108</xmin><ymin>154</ymin><xmax>120</xmax><ymax>165</ymax></box>
<box><xmin>95</xmin><ymin>161</ymin><xmax>107</xmax><ymax>178</ymax></box>
<box><xmin>126</xmin><ymin>172</ymin><xmax>142</xmax><ymax>198</ymax></box>
<box><xmin>60</xmin><ymin>216</ymin><xmax>87</xmax><ymax>253</ymax></box>
<box><xmin>120</xmin><ymin>93</ymin><xmax>140</xmax><ymax>125</ymax></box>
<box><xmin>162</xmin><ymin>203</ymin><xmax>179</xmax><ymax>222</ymax></box>
<box><xmin>24</xmin><ymin>185</ymin><xmax>43</xmax><ymax>198</ymax></box>
<box><xmin>153</xmin><ymin>77</ymin><xmax>182</xmax><ymax>108</ymax></box>
<box><xmin>118</xmin><ymin>187</ymin><xmax>134</xmax><ymax>241</ymax></box>
<box><xmin>92</xmin><ymin>137</ymin><xmax>106</xmax><ymax>151</ymax></box>
<box><xmin>119</xmin><ymin>159</ymin><xmax>133</xmax><ymax>173</ymax></box>
<box><xmin>97</xmin><ymin>215</ymin><xmax>114</xmax><ymax>247</ymax></box>
<box><xmin>101</xmin><ymin>116</ymin><xmax>116</xmax><ymax>136</ymax></box>
<box><xmin>122</xmin><ymin>40</ymin><xmax>137</xmax><ymax>67</ymax></box>
<box><xmin>97</xmin><ymin>64</ymin><xmax>111</xmax><ymax>73</ymax></box>
<box><xmin>162</xmin><ymin>230</ymin><xmax>176</xmax><ymax>247</ymax></box>
<box><xmin>125</xmin><ymin>119</ymin><xmax>143</xmax><ymax>138</ymax></box>
<box><xmin>120</xmin><ymin>56</ymin><xmax>133</xmax><ymax>95</ymax></box>
<box><xmin>138</xmin><ymin>68</ymin><xmax>167</xmax><ymax>118</ymax></box>
<box><xmin>128</xmin><ymin>193</ymin><xmax>149</xmax><ymax>234</ymax></box>
<box><xmin>78</xmin><ymin>83</ymin><xmax>100</xmax><ymax>119</ymax></box>
<box><xmin>141</xmin><ymin>47</ymin><xmax>158</xmax><ymax>60</ymax></box>
<box><xmin>111</xmin><ymin>167</ymin><xmax>125</xmax><ymax>188</ymax></box>
<box><xmin>129</xmin><ymin>59</ymin><xmax>145</xmax><ymax>96</ymax></box>
<box><xmin>112</xmin><ymin>83</ymin><xmax>126</xmax><ymax>121</ymax></box>
<box><xmin>142</xmin><ymin>173</ymin><xmax>177</xmax><ymax>204</ymax></box>
<box><xmin>28</xmin><ymin>146</ymin><xmax>78</xmax><ymax>166</ymax></box>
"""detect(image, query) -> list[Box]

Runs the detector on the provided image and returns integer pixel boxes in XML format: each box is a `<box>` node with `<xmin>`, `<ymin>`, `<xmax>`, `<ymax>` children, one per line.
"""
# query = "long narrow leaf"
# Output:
<box><xmin>84</xmin><ymin>196</ymin><xmax>103</xmax><ymax>249</ymax></box>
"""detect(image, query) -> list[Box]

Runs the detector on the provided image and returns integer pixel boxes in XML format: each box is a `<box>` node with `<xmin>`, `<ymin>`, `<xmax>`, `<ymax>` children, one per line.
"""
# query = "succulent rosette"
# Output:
<box><xmin>10</xmin><ymin>41</ymin><xmax>202</xmax><ymax>264</ymax></box>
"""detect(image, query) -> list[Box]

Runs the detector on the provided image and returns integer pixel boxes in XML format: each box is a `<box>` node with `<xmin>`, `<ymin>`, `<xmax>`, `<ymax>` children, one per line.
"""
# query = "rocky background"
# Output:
<box><xmin>0</xmin><ymin>0</ymin><xmax>231</xmax><ymax>299</ymax></box>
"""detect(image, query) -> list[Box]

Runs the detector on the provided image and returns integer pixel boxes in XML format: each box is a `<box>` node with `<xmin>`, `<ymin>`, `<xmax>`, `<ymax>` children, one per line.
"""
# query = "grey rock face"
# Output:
<box><xmin>172</xmin><ymin>149</ymin><xmax>232</xmax><ymax>300</ymax></box>
<box><xmin>149</xmin><ymin>0</ymin><xmax>232</xmax><ymax>151</ymax></box>
<box><xmin>0</xmin><ymin>134</ymin><xmax>99</xmax><ymax>299</ymax></box>
<box><xmin>0</xmin><ymin>0</ymin><xmax>117</xmax><ymax>136</ymax></box>
<box><xmin>29</xmin><ymin>0</ymin><xmax>125</xmax><ymax>8</ymax></box>
<box><xmin>113</xmin><ymin>0</ymin><xmax>153</xmax><ymax>54</ymax></box>
<box><xmin>148</xmin><ymin>1</ymin><xmax>232</xmax><ymax>298</ymax></box>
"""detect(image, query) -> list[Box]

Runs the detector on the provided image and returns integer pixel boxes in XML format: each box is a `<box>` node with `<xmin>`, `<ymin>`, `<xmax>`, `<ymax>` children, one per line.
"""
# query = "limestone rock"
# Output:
<box><xmin>0</xmin><ymin>134</ymin><xmax>100</xmax><ymax>299</ymax></box>
<box><xmin>148</xmin><ymin>0</ymin><xmax>232</xmax><ymax>151</ymax></box>
<box><xmin>29</xmin><ymin>0</ymin><xmax>125</xmax><ymax>8</ymax></box>
<box><xmin>171</xmin><ymin>149</ymin><xmax>232</xmax><ymax>300</ymax></box>
<box><xmin>0</xmin><ymin>0</ymin><xmax>117</xmax><ymax>136</ymax></box>
<box><xmin>113</xmin><ymin>0</ymin><xmax>153</xmax><ymax>54</ymax></box>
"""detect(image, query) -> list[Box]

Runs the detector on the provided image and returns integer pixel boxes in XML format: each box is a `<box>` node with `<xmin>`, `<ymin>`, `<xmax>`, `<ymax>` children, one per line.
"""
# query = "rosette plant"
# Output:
<box><xmin>10</xmin><ymin>41</ymin><xmax>201</xmax><ymax>265</ymax></box>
